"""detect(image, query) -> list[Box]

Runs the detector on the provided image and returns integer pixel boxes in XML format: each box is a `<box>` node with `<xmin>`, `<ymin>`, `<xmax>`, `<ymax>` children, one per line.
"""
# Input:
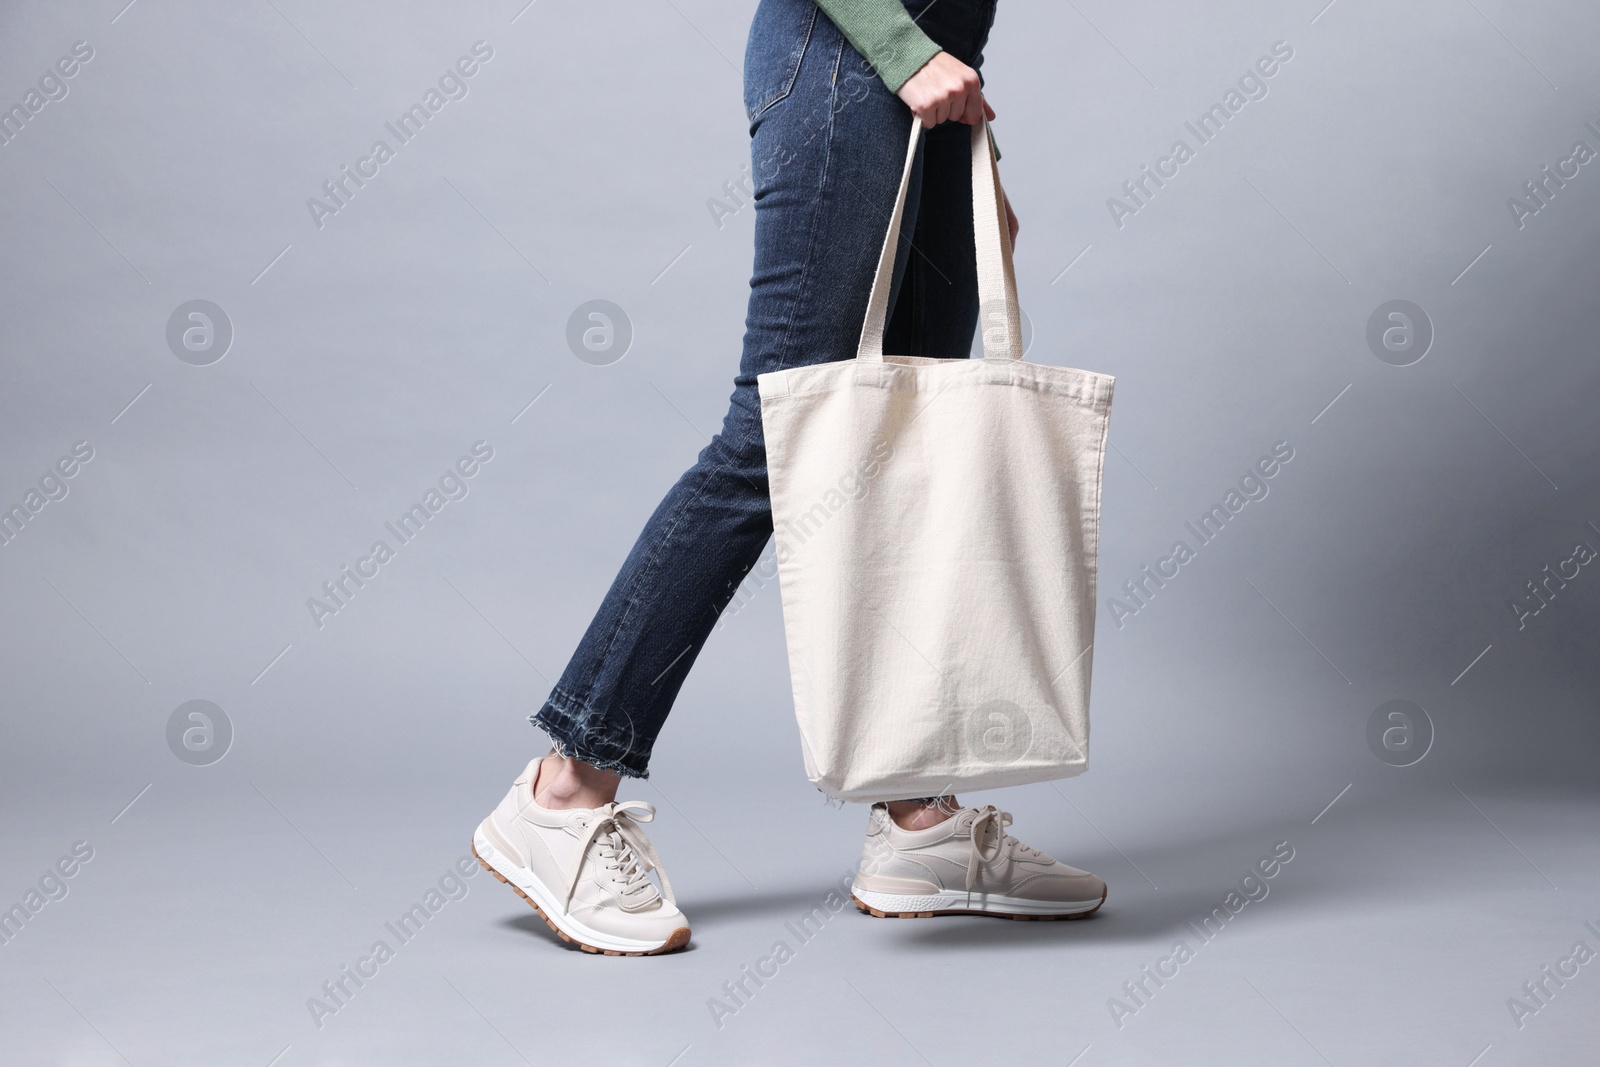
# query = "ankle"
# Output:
<box><xmin>533</xmin><ymin>753</ymin><xmax>622</xmax><ymax>810</ymax></box>
<box><xmin>885</xmin><ymin>796</ymin><xmax>960</xmax><ymax>831</ymax></box>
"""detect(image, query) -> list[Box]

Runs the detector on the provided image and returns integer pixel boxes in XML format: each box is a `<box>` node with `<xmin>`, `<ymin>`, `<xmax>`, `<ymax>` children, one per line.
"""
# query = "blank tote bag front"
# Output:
<box><xmin>758</xmin><ymin>116</ymin><xmax>1116</xmax><ymax>804</ymax></box>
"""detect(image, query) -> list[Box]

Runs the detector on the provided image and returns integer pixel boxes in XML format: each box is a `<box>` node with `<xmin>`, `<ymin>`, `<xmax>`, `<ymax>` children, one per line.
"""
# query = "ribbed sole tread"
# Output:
<box><xmin>472</xmin><ymin>839</ymin><xmax>690</xmax><ymax>956</ymax></box>
<box><xmin>850</xmin><ymin>884</ymin><xmax>1106</xmax><ymax>921</ymax></box>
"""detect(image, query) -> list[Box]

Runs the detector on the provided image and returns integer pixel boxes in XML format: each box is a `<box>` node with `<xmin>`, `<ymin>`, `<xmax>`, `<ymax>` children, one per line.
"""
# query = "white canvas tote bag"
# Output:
<box><xmin>757</xmin><ymin>116</ymin><xmax>1115</xmax><ymax>803</ymax></box>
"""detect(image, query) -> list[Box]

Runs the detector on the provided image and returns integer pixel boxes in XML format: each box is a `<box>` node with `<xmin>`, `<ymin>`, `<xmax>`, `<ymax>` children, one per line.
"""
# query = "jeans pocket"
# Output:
<box><xmin>743</xmin><ymin>0</ymin><xmax>819</xmax><ymax>123</ymax></box>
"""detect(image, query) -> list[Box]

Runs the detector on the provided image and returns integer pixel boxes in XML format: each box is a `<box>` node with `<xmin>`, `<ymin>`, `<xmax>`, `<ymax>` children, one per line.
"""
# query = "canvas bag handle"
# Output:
<box><xmin>855</xmin><ymin>117</ymin><xmax>1023</xmax><ymax>363</ymax></box>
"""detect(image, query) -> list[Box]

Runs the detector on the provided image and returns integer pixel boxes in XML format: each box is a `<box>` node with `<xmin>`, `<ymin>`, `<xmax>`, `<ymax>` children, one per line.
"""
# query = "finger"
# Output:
<box><xmin>962</xmin><ymin>89</ymin><xmax>985</xmax><ymax>126</ymax></box>
<box><xmin>983</xmin><ymin>97</ymin><xmax>996</xmax><ymax>121</ymax></box>
<box><xmin>953</xmin><ymin>90</ymin><xmax>975</xmax><ymax>125</ymax></box>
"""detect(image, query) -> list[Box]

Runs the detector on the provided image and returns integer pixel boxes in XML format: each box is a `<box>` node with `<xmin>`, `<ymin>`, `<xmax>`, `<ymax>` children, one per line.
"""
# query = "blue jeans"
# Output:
<box><xmin>532</xmin><ymin>0</ymin><xmax>998</xmax><ymax>782</ymax></box>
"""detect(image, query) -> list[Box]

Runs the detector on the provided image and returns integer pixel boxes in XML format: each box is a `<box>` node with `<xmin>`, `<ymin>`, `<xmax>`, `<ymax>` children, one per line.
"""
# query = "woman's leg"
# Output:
<box><xmin>886</xmin><ymin>796</ymin><xmax>963</xmax><ymax>829</ymax></box>
<box><xmin>529</xmin><ymin>0</ymin><xmax>985</xmax><ymax>794</ymax></box>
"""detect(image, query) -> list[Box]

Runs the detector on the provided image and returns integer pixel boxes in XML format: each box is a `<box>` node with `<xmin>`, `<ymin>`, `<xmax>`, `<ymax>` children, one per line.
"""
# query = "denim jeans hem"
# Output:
<box><xmin>529</xmin><ymin>688</ymin><xmax>652</xmax><ymax>780</ymax></box>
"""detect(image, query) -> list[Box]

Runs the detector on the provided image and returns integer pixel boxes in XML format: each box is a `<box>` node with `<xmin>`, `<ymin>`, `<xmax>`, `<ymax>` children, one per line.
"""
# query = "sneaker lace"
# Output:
<box><xmin>966</xmin><ymin>805</ymin><xmax>1042</xmax><ymax>892</ymax></box>
<box><xmin>567</xmin><ymin>800</ymin><xmax>676</xmax><ymax>913</ymax></box>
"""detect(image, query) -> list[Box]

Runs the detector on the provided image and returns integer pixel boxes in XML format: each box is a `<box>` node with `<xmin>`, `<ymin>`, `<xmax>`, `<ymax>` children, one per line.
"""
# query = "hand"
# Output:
<box><xmin>896</xmin><ymin>51</ymin><xmax>994</xmax><ymax>129</ymax></box>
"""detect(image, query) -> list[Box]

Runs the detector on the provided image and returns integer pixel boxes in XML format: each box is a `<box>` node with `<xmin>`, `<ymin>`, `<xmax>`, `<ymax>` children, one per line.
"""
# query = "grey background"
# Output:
<box><xmin>2</xmin><ymin>0</ymin><xmax>1597</xmax><ymax>1064</ymax></box>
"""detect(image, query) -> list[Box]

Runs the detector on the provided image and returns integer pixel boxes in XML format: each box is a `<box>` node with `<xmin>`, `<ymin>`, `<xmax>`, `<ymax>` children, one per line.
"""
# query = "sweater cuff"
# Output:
<box><xmin>826</xmin><ymin>0</ymin><xmax>943</xmax><ymax>93</ymax></box>
<box><xmin>875</xmin><ymin>35</ymin><xmax>943</xmax><ymax>94</ymax></box>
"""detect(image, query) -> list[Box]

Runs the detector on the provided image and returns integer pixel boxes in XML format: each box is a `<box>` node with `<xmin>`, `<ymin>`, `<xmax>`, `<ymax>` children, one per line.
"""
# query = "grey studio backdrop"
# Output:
<box><xmin>1</xmin><ymin>0</ymin><xmax>1597</xmax><ymax>1064</ymax></box>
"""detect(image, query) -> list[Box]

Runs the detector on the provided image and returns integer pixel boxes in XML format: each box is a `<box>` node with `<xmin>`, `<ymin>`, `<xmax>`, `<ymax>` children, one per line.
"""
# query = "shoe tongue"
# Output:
<box><xmin>595</xmin><ymin>831</ymin><xmax>658</xmax><ymax>903</ymax></box>
<box><xmin>595</xmin><ymin>828</ymin><xmax>627</xmax><ymax>866</ymax></box>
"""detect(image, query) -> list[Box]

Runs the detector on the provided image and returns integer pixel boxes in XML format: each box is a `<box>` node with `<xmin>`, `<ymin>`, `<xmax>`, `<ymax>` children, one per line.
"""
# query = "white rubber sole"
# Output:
<box><xmin>850</xmin><ymin>882</ymin><xmax>1106</xmax><ymax>920</ymax></box>
<box><xmin>472</xmin><ymin>824</ymin><xmax>690</xmax><ymax>956</ymax></box>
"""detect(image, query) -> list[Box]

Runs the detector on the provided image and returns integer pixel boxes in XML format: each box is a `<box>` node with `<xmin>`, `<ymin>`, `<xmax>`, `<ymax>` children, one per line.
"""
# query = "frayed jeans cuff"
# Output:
<box><xmin>529</xmin><ymin>689</ymin><xmax>651</xmax><ymax>780</ymax></box>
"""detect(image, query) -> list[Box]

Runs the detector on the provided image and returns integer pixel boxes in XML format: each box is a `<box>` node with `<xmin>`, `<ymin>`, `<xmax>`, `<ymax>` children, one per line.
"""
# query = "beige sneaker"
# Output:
<box><xmin>851</xmin><ymin>802</ymin><xmax>1106</xmax><ymax>920</ymax></box>
<box><xmin>472</xmin><ymin>757</ymin><xmax>690</xmax><ymax>955</ymax></box>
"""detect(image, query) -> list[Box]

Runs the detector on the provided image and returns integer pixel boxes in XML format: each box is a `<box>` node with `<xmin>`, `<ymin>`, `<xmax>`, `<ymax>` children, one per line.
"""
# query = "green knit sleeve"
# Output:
<box><xmin>814</xmin><ymin>0</ymin><xmax>1002</xmax><ymax>161</ymax></box>
<box><xmin>814</xmin><ymin>0</ymin><xmax>942</xmax><ymax>93</ymax></box>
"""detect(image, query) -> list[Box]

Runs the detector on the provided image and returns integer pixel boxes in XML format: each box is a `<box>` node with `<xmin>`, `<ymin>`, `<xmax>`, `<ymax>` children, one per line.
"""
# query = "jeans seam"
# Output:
<box><xmin>774</xmin><ymin>33</ymin><xmax>847</xmax><ymax>373</ymax></box>
<box><xmin>746</xmin><ymin>4</ymin><xmax>819</xmax><ymax>124</ymax></box>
